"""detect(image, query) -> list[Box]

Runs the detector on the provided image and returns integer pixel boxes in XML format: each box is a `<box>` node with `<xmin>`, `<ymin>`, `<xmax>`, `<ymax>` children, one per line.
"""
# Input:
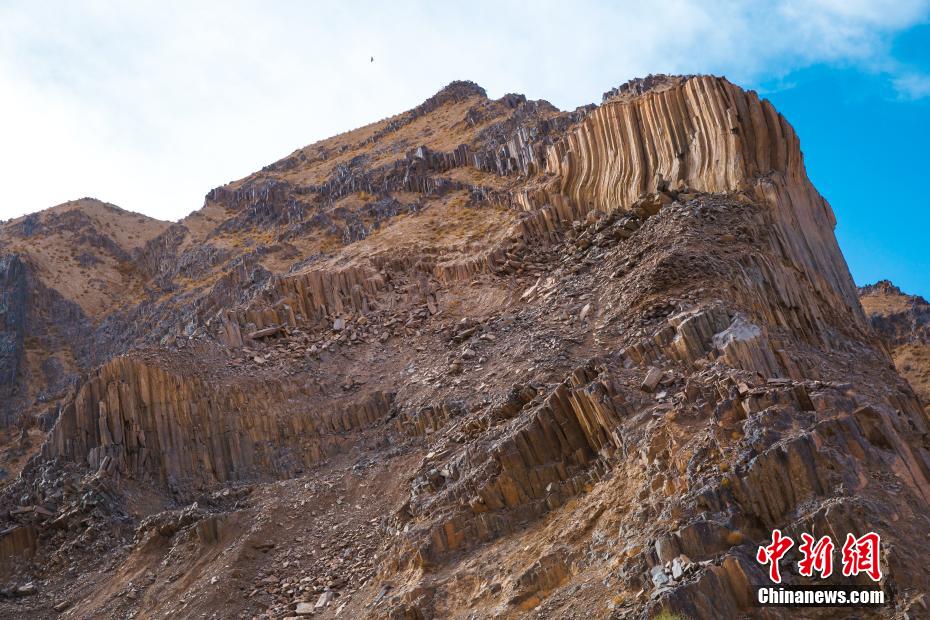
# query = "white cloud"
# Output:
<box><xmin>894</xmin><ymin>73</ymin><xmax>930</xmax><ymax>98</ymax></box>
<box><xmin>0</xmin><ymin>0</ymin><xmax>927</xmax><ymax>221</ymax></box>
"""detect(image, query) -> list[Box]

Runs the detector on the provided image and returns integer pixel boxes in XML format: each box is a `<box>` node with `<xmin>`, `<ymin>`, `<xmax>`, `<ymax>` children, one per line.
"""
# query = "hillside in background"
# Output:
<box><xmin>0</xmin><ymin>75</ymin><xmax>928</xmax><ymax>619</ymax></box>
<box><xmin>860</xmin><ymin>280</ymin><xmax>930</xmax><ymax>408</ymax></box>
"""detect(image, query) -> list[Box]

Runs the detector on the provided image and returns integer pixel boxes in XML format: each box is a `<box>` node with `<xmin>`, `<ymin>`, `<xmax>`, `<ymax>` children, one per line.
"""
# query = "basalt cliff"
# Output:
<box><xmin>0</xmin><ymin>75</ymin><xmax>928</xmax><ymax>619</ymax></box>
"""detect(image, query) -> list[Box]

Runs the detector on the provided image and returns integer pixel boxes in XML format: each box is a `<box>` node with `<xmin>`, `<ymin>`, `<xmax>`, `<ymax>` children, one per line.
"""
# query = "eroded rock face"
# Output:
<box><xmin>860</xmin><ymin>280</ymin><xmax>930</xmax><ymax>408</ymax></box>
<box><xmin>540</xmin><ymin>75</ymin><xmax>860</xmax><ymax>317</ymax></box>
<box><xmin>45</xmin><ymin>356</ymin><xmax>395</xmax><ymax>490</ymax></box>
<box><xmin>0</xmin><ymin>254</ymin><xmax>28</xmax><ymax>423</ymax></box>
<box><xmin>1</xmin><ymin>76</ymin><xmax>928</xmax><ymax>619</ymax></box>
<box><xmin>860</xmin><ymin>280</ymin><xmax>930</xmax><ymax>344</ymax></box>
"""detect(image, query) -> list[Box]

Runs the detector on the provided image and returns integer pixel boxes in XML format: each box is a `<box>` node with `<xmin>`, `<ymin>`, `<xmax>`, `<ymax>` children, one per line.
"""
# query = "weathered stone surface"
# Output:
<box><xmin>860</xmin><ymin>280</ymin><xmax>930</xmax><ymax>407</ymax></box>
<box><xmin>642</xmin><ymin>367</ymin><xmax>663</xmax><ymax>392</ymax></box>
<box><xmin>0</xmin><ymin>255</ymin><xmax>27</xmax><ymax>421</ymax></box>
<box><xmin>0</xmin><ymin>525</ymin><xmax>37</xmax><ymax>576</ymax></box>
<box><xmin>44</xmin><ymin>357</ymin><xmax>395</xmax><ymax>490</ymax></box>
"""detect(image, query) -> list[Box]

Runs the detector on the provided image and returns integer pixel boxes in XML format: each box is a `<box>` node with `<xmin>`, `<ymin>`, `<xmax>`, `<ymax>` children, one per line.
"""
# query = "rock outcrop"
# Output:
<box><xmin>860</xmin><ymin>280</ymin><xmax>930</xmax><ymax>407</ymax></box>
<box><xmin>539</xmin><ymin>75</ymin><xmax>860</xmax><ymax>319</ymax></box>
<box><xmin>0</xmin><ymin>254</ymin><xmax>28</xmax><ymax>424</ymax></box>
<box><xmin>44</xmin><ymin>356</ymin><xmax>395</xmax><ymax>490</ymax></box>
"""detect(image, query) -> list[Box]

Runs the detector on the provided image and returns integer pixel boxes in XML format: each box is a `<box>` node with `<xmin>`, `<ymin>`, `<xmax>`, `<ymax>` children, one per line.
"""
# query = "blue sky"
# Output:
<box><xmin>0</xmin><ymin>1</ymin><xmax>928</xmax><ymax>297</ymax></box>
<box><xmin>762</xmin><ymin>57</ymin><xmax>930</xmax><ymax>298</ymax></box>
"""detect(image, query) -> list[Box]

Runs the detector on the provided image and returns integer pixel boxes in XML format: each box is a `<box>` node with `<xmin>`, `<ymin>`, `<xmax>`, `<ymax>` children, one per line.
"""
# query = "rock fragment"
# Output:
<box><xmin>642</xmin><ymin>367</ymin><xmax>663</xmax><ymax>392</ymax></box>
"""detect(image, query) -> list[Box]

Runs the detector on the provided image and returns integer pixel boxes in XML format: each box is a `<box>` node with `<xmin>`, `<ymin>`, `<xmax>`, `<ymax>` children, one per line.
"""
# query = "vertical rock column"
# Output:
<box><xmin>543</xmin><ymin>76</ymin><xmax>863</xmax><ymax>326</ymax></box>
<box><xmin>0</xmin><ymin>254</ymin><xmax>28</xmax><ymax>425</ymax></box>
<box><xmin>43</xmin><ymin>357</ymin><xmax>395</xmax><ymax>490</ymax></box>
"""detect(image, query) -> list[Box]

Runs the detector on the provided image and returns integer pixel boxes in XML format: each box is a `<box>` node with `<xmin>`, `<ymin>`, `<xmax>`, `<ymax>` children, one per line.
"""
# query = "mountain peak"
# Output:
<box><xmin>860</xmin><ymin>278</ymin><xmax>905</xmax><ymax>297</ymax></box>
<box><xmin>430</xmin><ymin>79</ymin><xmax>487</xmax><ymax>102</ymax></box>
<box><xmin>407</xmin><ymin>79</ymin><xmax>489</xmax><ymax>118</ymax></box>
<box><xmin>601</xmin><ymin>72</ymin><xmax>696</xmax><ymax>101</ymax></box>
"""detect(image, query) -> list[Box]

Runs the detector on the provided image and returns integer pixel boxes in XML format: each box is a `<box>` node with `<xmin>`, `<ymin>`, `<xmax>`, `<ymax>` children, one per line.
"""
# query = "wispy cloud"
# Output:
<box><xmin>0</xmin><ymin>0</ymin><xmax>928</xmax><ymax>220</ymax></box>
<box><xmin>894</xmin><ymin>73</ymin><xmax>930</xmax><ymax>98</ymax></box>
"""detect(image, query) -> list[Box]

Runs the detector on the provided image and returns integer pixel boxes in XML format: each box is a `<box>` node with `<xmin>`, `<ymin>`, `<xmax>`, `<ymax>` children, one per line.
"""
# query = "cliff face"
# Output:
<box><xmin>0</xmin><ymin>255</ymin><xmax>28</xmax><ymax>422</ymax></box>
<box><xmin>860</xmin><ymin>280</ymin><xmax>930</xmax><ymax>407</ymax></box>
<box><xmin>44</xmin><ymin>355</ymin><xmax>396</xmax><ymax>490</ymax></box>
<box><xmin>1</xmin><ymin>76</ymin><xmax>928</xmax><ymax>619</ymax></box>
<box><xmin>541</xmin><ymin>76</ymin><xmax>860</xmax><ymax>317</ymax></box>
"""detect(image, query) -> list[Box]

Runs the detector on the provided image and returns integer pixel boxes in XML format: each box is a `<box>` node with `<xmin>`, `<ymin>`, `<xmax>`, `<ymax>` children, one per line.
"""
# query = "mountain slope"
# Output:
<box><xmin>0</xmin><ymin>199</ymin><xmax>169</xmax><ymax>440</ymax></box>
<box><xmin>0</xmin><ymin>76</ymin><xmax>928</xmax><ymax>619</ymax></box>
<box><xmin>0</xmin><ymin>198</ymin><xmax>169</xmax><ymax>317</ymax></box>
<box><xmin>860</xmin><ymin>280</ymin><xmax>930</xmax><ymax>407</ymax></box>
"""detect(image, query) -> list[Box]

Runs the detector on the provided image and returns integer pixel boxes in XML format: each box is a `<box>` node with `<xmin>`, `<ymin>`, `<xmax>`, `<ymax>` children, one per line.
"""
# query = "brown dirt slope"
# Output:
<box><xmin>0</xmin><ymin>198</ymin><xmax>169</xmax><ymax>317</ymax></box>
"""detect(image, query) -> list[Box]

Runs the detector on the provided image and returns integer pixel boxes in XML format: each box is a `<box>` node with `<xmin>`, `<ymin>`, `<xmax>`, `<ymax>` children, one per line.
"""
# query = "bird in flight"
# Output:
<box><xmin>370</xmin><ymin>56</ymin><xmax>374</xmax><ymax>63</ymax></box>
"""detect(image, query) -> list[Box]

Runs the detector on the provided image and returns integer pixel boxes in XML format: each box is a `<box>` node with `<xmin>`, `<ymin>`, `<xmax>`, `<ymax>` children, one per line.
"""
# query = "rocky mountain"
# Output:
<box><xmin>0</xmin><ymin>199</ymin><xmax>169</xmax><ymax>467</ymax></box>
<box><xmin>1</xmin><ymin>75</ymin><xmax>928</xmax><ymax>619</ymax></box>
<box><xmin>860</xmin><ymin>280</ymin><xmax>930</xmax><ymax>408</ymax></box>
